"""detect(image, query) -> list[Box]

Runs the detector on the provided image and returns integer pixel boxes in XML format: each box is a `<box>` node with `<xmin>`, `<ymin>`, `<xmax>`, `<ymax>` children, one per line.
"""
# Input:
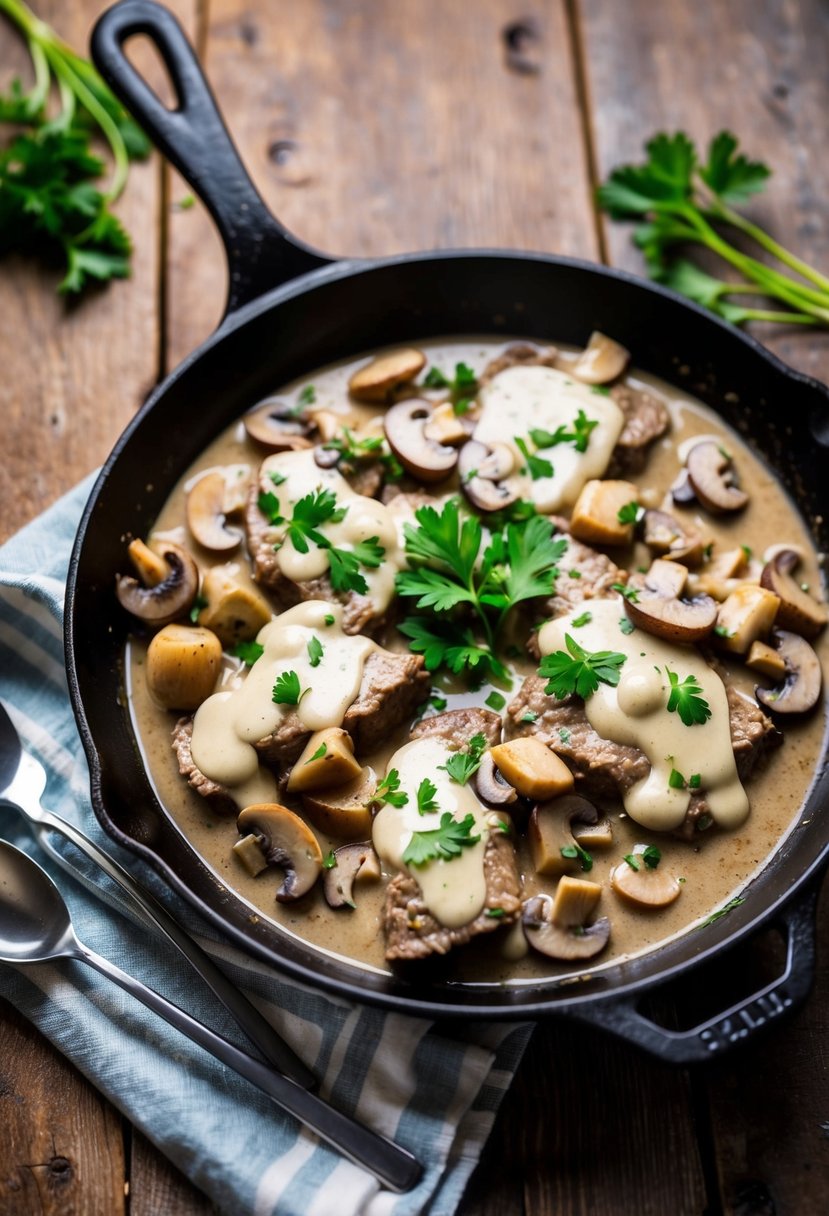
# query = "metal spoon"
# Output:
<box><xmin>0</xmin><ymin>839</ymin><xmax>422</xmax><ymax>1192</ymax></box>
<box><xmin>0</xmin><ymin>699</ymin><xmax>313</xmax><ymax>1089</ymax></box>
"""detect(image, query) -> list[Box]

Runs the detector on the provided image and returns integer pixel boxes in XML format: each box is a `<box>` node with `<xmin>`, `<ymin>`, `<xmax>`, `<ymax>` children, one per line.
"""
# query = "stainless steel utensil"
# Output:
<box><xmin>0</xmin><ymin>839</ymin><xmax>422</xmax><ymax>1192</ymax></box>
<box><xmin>0</xmin><ymin>698</ymin><xmax>313</xmax><ymax>1088</ymax></box>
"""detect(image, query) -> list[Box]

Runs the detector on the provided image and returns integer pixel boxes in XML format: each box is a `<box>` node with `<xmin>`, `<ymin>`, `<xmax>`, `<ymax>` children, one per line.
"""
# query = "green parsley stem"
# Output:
<box><xmin>709</xmin><ymin>198</ymin><xmax>829</xmax><ymax>296</ymax></box>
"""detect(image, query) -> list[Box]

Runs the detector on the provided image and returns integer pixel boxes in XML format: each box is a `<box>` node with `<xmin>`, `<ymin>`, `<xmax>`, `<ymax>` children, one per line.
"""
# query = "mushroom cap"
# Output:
<box><xmin>686</xmin><ymin>441</ymin><xmax>748</xmax><ymax>514</ymax></box>
<box><xmin>236</xmin><ymin>803</ymin><xmax>323</xmax><ymax>901</ymax></box>
<box><xmin>642</xmin><ymin>509</ymin><xmax>704</xmax><ymax>566</ymax></box>
<box><xmin>625</xmin><ymin>559</ymin><xmax>717</xmax><ymax>643</ymax></box>
<box><xmin>458</xmin><ymin>440</ymin><xmax>519</xmax><ymax>512</ymax></box>
<box><xmin>383</xmin><ymin>398</ymin><xmax>459</xmax><ymax>482</ymax></box>
<box><xmin>522</xmin><ymin>893</ymin><xmax>610</xmax><ymax>960</ymax></box>
<box><xmin>186</xmin><ymin>471</ymin><xmax>242</xmax><ymax>552</ymax></box>
<box><xmin>670</xmin><ymin>467</ymin><xmax>697</xmax><ymax>506</ymax></box>
<box><xmin>473</xmin><ymin>751</ymin><xmax>518</xmax><ymax>805</ymax></box>
<box><xmin>323</xmin><ymin>841</ymin><xmax>380</xmax><ymax>909</ymax></box>
<box><xmin>116</xmin><ymin>542</ymin><xmax>199</xmax><ymax>627</ymax></box>
<box><xmin>610</xmin><ymin>858</ymin><xmax>681</xmax><ymax>909</ymax></box>
<box><xmin>571</xmin><ymin>331</ymin><xmax>630</xmax><ymax>385</ymax></box>
<box><xmin>755</xmin><ymin>629</ymin><xmax>823</xmax><ymax>714</ymax></box>
<box><xmin>244</xmin><ymin>399</ymin><xmax>314</xmax><ymax>451</ymax></box>
<box><xmin>348</xmin><ymin>348</ymin><xmax>426</xmax><ymax>402</ymax></box>
<box><xmin>759</xmin><ymin>549</ymin><xmax>828</xmax><ymax>639</ymax></box>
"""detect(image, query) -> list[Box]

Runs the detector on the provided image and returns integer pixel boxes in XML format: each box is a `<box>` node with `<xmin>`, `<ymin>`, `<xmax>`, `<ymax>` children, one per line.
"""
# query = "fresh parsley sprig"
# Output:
<box><xmin>272</xmin><ymin>670</ymin><xmax>306</xmax><ymax>706</ymax></box>
<box><xmin>423</xmin><ymin>361</ymin><xmax>479</xmax><ymax>414</ymax></box>
<box><xmin>322</xmin><ymin>427</ymin><xmax>403</xmax><ymax>481</ymax></box>
<box><xmin>373</xmin><ymin>769</ymin><xmax>408</xmax><ymax>808</ymax></box>
<box><xmin>665</xmin><ymin>668</ymin><xmax>711</xmax><ymax>726</ymax></box>
<box><xmin>402</xmin><ymin>812</ymin><xmax>481</xmax><ymax>867</ymax></box>
<box><xmin>439</xmin><ymin>733</ymin><xmax>488</xmax><ymax>785</ymax></box>
<box><xmin>539</xmin><ymin>633</ymin><xmax>627</xmax><ymax>700</ymax></box>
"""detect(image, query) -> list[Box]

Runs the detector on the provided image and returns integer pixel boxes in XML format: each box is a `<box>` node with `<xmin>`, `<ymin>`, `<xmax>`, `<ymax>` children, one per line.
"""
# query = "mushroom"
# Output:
<box><xmin>116</xmin><ymin>541</ymin><xmax>199</xmax><ymax>627</ymax></box>
<box><xmin>755</xmin><ymin>630</ymin><xmax>822</xmax><ymax>714</ymax></box>
<box><xmin>383</xmin><ymin>399</ymin><xmax>460</xmax><ymax>481</ymax></box>
<box><xmin>235</xmin><ymin>804</ymin><xmax>322</xmax><ymax>901</ymax></box>
<box><xmin>244</xmin><ymin>398</ymin><xmax>314</xmax><ymax>451</ymax></box>
<box><xmin>126</xmin><ymin>538</ymin><xmax>168</xmax><ymax>587</ymax></box>
<box><xmin>457</xmin><ymin>440</ymin><xmax>518</xmax><ymax>512</ymax></box>
<box><xmin>302</xmin><ymin>766</ymin><xmax>377</xmax><ymax>839</ymax></box>
<box><xmin>570</xmin><ymin>479</ymin><xmax>640</xmax><ymax>546</ymax></box>
<box><xmin>473</xmin><ymin>751</ymin><xmax>517</xmax><ymax>806</ymax></box>
<box><xmin>610</xmin><ymin>856</ymin><xmax>681</xmax><ymax>909</ymax></box>
<box><xmin>490</xmin><ymin>737</ymin><xmax>574</xmax><ymax>801</ymax></box>
<box><xmin>670</xmin><ymin>467</ymin><xmax>697</xmax><ymax>506</ymax></box>
<box><xmin>198</xmin><ymin>565</ymin><xmax>273</xmax><ymax>646</ymax></box>
<box><xmin>624</xmin><ymin>558</ymin><xmax>718</xmax><ymax>643</ymax></box>
<box><xmin>642</xmin><ymin>509</ymin><xmax>704</xmax><ymax>566</ymax></box>
<box><xmin>571</xmin><ymin>331</ymin><xmax>630</xmax><ymax>385</ymax></box>
<box><xmin>759</xmin><ymin>549</ymin><xmax>829</xmax><ymax>639</ymax></box>
<box><xmin>323</xmin><ymin>842</ymin><xmax>381</xmax><ymax>909</ymax></box>
<box><xmin>713</xmin><ymin>584</ymin><xmax>779</xmax><ymax>654</ymax></box>
<box><xmin>286</xmin><ymin>728</ymin><xmax>363</xmax><ymax>794</ymax></box>
<box><xmin>522</xmin><ymin>885</ymin><xmax>610</xmax><ymax>961</ymax></box>
<box><xmin>528</xmin><ymin>794</ymin><xmax>601</xmax><ymax>876</ymax></box>
<box><xmin>146</xmin><ymin>623</ymin><xmax>222</xmax><ymax>710</ymax></box>
<box><xmin>348</xmin><ymin>348</ymin><xmax>426</xmax><ymax>402</ymax></box>
<box><xmin>186</xmin><ymin>471</ymin><xmax>243</xmax><ymax>552</ymax></box>
<box><xmin>686</xmin><ymin>441</ymin><xmax>748</xmax><ymax>513</ymax></box>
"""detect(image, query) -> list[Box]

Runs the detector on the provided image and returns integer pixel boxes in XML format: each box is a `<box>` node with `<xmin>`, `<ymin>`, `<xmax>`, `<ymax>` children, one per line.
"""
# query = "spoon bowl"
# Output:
<box><xmin>0</xmin><ymin>840</ymin><xmax>79</xmax><ymax>962</ymax></box>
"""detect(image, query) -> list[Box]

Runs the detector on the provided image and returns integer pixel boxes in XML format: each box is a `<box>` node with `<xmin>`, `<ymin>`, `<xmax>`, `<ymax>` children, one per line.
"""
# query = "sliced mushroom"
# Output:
<box><xmin>759</xmin><ymin>549</ymin><xmax>829</xmax><ymax>639</ymax></box>
<box><xmin>146</xmin><ymin>623</ymin><xmax>222</xmax><ymax>710</ymax></box>
<box><xmin>610</xmin><ymin>857</ymin><xmax>681</xmax><ymax>909</ymax></box>
<box><xmin>244</xmin><ymin>399</ymin><xmax>314</xmax><ymax>451</ymax></box>
<box><xmin>490</xmin><ymin>737</ymin><xmax>574</xmax><ymax>801</ymax></box>
<box><xmin>323</xmin><ymin>842</ymin><xmax>381</xmax><ymax>909</ymax></box>
<box><xmin>286</xmin><ymin>728</ymin><xmax>363</xmax><ymax>794</ymax></box>
<box><xmin>625</xmin><ymin>558</ymin><xmax>717</xmax><ymax>643</ymax></box>
<box><xmin>529</xmin><ymin>794</ymin><xmax>600</xmax><ymax>876</ymax></box>
<box><xmin>686</xmin><ymin>441</ymin><xmax>748</xmax><ymax>513</ymax></box>
<box><xmin>116</xmin><ymin>542</ymin><xmax>199</xmax><ymax>627</ymax></box>
<box><xmin>348</xmin><ymin>348</ymin><xmax>426</xmax><ymax>402</ymax></box>
<box><xmin>522</xmin><ymin>890</ymin><xmax>610</xmax><ymax>961</ymax></box>
<box><xmin>571</xmin><ymin>331</ymin><xmax>630</xmax><ymax>385</ymax></box>
<box><xmin>755</xmin><ymin>630</ymin><xmax>822</xmax><ymax>714</ymax></box>
<box><xmin>383</xmin><ymin>399</ymin><xmax>459</xmax><ymax>481</ymax></box>
<box><xmin>458</xmin><ymin>439</ymin><xmax>519</xmax><ymax>511</ymax></box>
<box><xmin>186</xmin><ymin>471</ymin><xmax>243</xmax><ymax>552</ymax></box>
<box><xmin>572</xmin><ymin>816</ymin><xmax>614</xmax><ymax>849</ymax></box>
<box><xmin>473</xmin><ymin>751</ymin><xmax>517</xmax><ymax>806</ymax></box>
<box><xmin>235</xmin><ymin>804</ymin><xmax>322</xmax><ymax>901</ymax></box>
<box><xmin>670</xmin><ymin>467</ymin><xmax>697</xmax><ymax>506</ymax></box>
<box><xmin>302</xmin><ymin>766</ymin><xmax>377</xmax><ymax>839</ymax></box>
<box><xmin>198</xmin><ymin>565</ymin><xmax>273</xmax><ymax>646</ymax></box>
<box><xmin>642</xmin><ymin>509</ymin><xmax>704</xmax><ymax>566</ymax></box>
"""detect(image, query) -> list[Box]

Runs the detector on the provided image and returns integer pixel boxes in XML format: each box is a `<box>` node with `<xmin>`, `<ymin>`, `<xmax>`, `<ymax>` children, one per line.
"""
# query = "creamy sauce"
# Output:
<box><xmin>372</xmin><ymin>737</ymin><xmax>490</xmax><ymax>928</ymax></box>
<box><xmin>538</xmin><ymin>600</ymin><xmax>748</xmax><ymax>831</ymax></box>
<box><xmin>475</xmin><ymin>365</ymin><xmax>625</xmax><ymax>512</ymax></box>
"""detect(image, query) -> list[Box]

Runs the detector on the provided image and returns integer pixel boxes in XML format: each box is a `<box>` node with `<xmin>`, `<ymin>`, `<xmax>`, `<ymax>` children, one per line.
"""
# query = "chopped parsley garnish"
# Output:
<box><xmin>689</xmin><ymin>773</ymin><xmax>702</xmax><ymax>789</ymax></box>
<box><xmin>422</xmin><ymin>361</ymin><xmax>479</xmax><ymax>414</ymax></box>
<box><xmin>521</xmin><ymin>710</ymin><xmax>539</xmax><ymax>724</ymax></box>
<box><xmin>558</xmin><ymin>727</ymin><xmax>571</xmax><ymax>745</ymax></box>
<box><xmin>741</xmin><ymin>544</ymin><xmax>752</xmax><ymax>560</ymax></box>
<box><xmin>258</xmin><ymin>490</ymin><xmax>284</xmax><ymax>526</ymax></box>
<box><xmin>265</xmin><ymin>487</ymin><xmax>385</xmax><ymax>595</ymax></box>
<box><xmin>485</xmin><ymin>907</ymin><xmax>506</xmax><ymax>919</ymax></box>
<box><xmin>232</xmin><ymin>640</ymin><xmax>264</xmax><ymax>666</ymax></box>
<box><xmin>439</xmin><ymin>733</ymin><xmax>488</xmax><ymax>785</ymax></box>
<box><xmin>324</xmin><ymin>613</ymin><xmax>335</xmax><ymax>626</ymax></box>
<box><xmin>323</xmin><ymin>427</ymin><xmax>403</xmax><ymax>481</ymax></box>
<box><xmin>268</xmin><ymin>470</ymin><xmax>287</xmax><ymax>487</ymax></box>
<box><xmin>619</xmin><ymin>616</ymin><xmax>635</xmax><ymax>635</ymax></box>
<box><xmin>485</xmin><ymin>690</ymin><xmax>506</xmax><ymax>711</ymax></box>
<box><xmin>669</xmin><ymin>766</ymin><xmax>687</xmax><ymax>790</ymax></box>
<box><xmin>612</xmin><ymin>582</ymin><xmax>639</xmax><ymax>602</ymax></box>
<box><xmin>529</xmin><ymin>408</ymin><xmax>598</xmax><ymax>454</ymax></box>
<box><xmin>272</xmin><ymin>670</ymin><xmax>305</xmax><ymax>705</ymax></box>
<box><xmin>423</xmin><ymin>366</ymin><xmax>450</xmax><ymax>388</ymax></box>
<box><xmin>305</xmin><ymin>743</ymin><xmax>327</xmax><ymax>765</ymax></box>
<box><xmin>590</xmin><ymin>385</ymin><xmax>611</xmax><ymax>396</ymax></box>
<box><xmin>285</xmin><ymin>488</ymin><xmax>347</xmax><ymax>552</ymax></box>
<box><xmin>560</xmin><ymin>842</ymin><xmax>593</xmax><ymax>872</ymax></box>
<box><xmin>539</xmin><ymin>633</ymin><xmax>627</xmax><ymax>700</ymax></box>
<box><xmin>374</xmin><ymin>769</ymin><xmax>408</xmax><ymax>808</ymax></box>
<box><xmin>568</xmin><ymin>569</ymin><xmax>582</xmax><ymax>579</ymax></box>
<box><xmin>617</xmin><ymin>501</ymin><xmax>643</xmax><ymax>525</ymax></box>
<box><xmin>642</xmin><ymin>845</ymin><xmax>662</xmax><ymax>869</ymax></box>
<box><xmin>700</xmin><ymin>896</ymin><xmax>746</xmax><ymax>927</ymax></box>
<box><xmin>623</xmin><ymin>854</ymin><xmax>640</xmax><ymax>871</ymax></box>
<box><xmin>416</xmin><ymin>778</ymin><xmax>439</xmax><ymax>815</ymax></box>
<box><xmin>298</xmin><ymin>385</ymin><xmax>316</xmax><ymax>405</ymax></box>
<box><xmin>327</xmin><ymin>537</ymin><xmax>385</xmax><ymax>595</ymax></box>
<box><xmin>307</xmin><ymin>637</ymin><xmax>324</xmax><ymax>667</ymax></box>
<box><xmin>571</xmin><ymin>611</ymin><xmax>592</xmax><ymax>628</ymax></box>
<box><xmin>515</xmin><ymin>435</ymin><xmax>554</xmax><ymax>480</ymax></box>
<box><xmin>666</xmin><ymin>668</ymin><xmax>711</xmax><ymax>726</ymax></box>
<box><xmin>189</xmin><ymin>593</ymin><xmax>208</xmax><ymax>623</ymax></box>
<box><xmin>714</xmin><ymin>625</ymin><xmax>734</xmax><ymax>638</ymax></box>
<box><xmin>402</xmin><ymin>812</ymin><xmax>480</xmax><ymax>866</ymax></box>
<box><xmin>322</xmin><ymin>850</ymin><xmax>337</xmax><ymax>870</ymax></box>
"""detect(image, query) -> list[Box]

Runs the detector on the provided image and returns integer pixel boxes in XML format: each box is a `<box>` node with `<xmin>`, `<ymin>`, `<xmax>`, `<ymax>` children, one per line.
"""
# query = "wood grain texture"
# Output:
<box><xmin>0</xmin><ymin>997</ymin><xmax>125</xmax><ymax>1216</ymax></box>
<box><xmin>130</xmin><ymin>1131</ymin><xmax>217</xmax><ymax>1216</ymax></box>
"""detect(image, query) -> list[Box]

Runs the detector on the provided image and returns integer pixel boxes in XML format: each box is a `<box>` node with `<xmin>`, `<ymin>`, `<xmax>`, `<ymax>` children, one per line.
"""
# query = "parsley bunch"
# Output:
<box><xmin>598</xmin><ymin>130</ymin><xmax>829</xmax><ymax>328</ymax></box>
<box><xmin>396</xmin><ymin>499</ymin><xmax>567</xmax><ymax>682</ymax></box>
<box><xmin>0</xmin><ymin>0</ymin><xmax>150</xmax><ymax>293</ymax></box>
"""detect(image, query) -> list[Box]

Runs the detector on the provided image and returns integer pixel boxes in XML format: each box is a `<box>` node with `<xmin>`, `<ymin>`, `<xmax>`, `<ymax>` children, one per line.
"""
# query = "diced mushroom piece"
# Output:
<box><xmin>146</xmin><ymin>623</ymin><xmax>222</xmax><ymax>710</ymax></box>
<box><xmin>116</xmin><ymin>541</ymin><xmax>199</xmax><ymax>627</ymax></box>
<box><xmin>302</xmin><ymin>766</ymin><xmax>376</xmax><ymax>838</ymax></box>
<box><xmin>235</xmin><ymin>804</ymin><xmax>323</xmax><ymax>901</ymax></box>
<box><xmin>625</xmin><ymin>558</ymin><xmax>717</xmax><ymax>643</ymax></box>
<box><xmin>642</xmin><ymin>509</ymin><xmax>705</xmax><ymax>566</ymax></box>
<box><xmin>286</xmin><ymin>728</ymin><xmax>363</xmax><ymax>794</ymax></box>
<box><xmin>529</xmin><ymin>794</ymin><xmax>601</xmax><ymax>876</ymax></box>
<box><xmin>746</xmin><ymin>639</ymin><xmax>787</xmax><ymax>680</ymax></box>
<box><xmin>383</xmin><ymin>399</ymin><xmax>459</xmax><ymax>481</ymax></box>
<box><xmin>458</xmin><ymin>439</ymin><xmax>519</xmax><ymax>512</ymax></box>
<box><xmin>572</xmin><ymin>817</ymin><xmax>614</xmax><ymax>849</ymax></box>
<box><xmin>244</xmin><ymin>399</ymin><xmax>315</xmax><ymax>451</ymax></box>
<box><xmin>323</xmin><ymin>842</ymin><xmax>381</xmax><ymax>909</ymax></box>
<box><xmin>423</xmin><ymin>401</ymin><xmax>473</xmax><ymax>447</ymax></box>
<box><xmin>755</xmin><ymin>630</ymin><xmax>823</xmax><ymax>715</ymax></box>
<box><xmin>759</xmin><ymin>549</ymin><xmax>829</xmax><ymax>639</ymax></box>
<box><xmin>490</xmin><ymin>737</ymin><xmax>574</xmax><ymax>801</ymax></box>
<box><xmin>691</xmin><ymin>548</ymin><xmax>751</xmax><ymax>601</ymax></box>
<box><xmin>686</xmin><ymin>441</ymin><xmax>748</xmax><ymax>514</ymax></box>
<box><xmin>551</xmin><ymin>874</ymin><xmax>603</xmax><ymax>926</ymax></box>
<box><xmin>198</xmin><ymin>565</ymin><xmax>273</xmax><ymax>646</ymax></box>
<box><xmin>186</xmin><ymin>471</ymin><xmax>243</xmax><ymax>552</ymax></box>
<box><xmin>571</xmin><ymin>331</ymin><xmax>630</xmax><ymax>385</ymax></box>
<box><xmin>610</xmin><ymin>857</ymin><xmax>681</xmax><ymax>909</ymax></box>
<box><xmin>127</xmin><ymin>538</ymin><xmax>168</xmax><ymax>587</ymax></box>
<box><xmin>473</xmin><ymin>751</ymin><xmax>517</xmax><ymax>806</ymax></box>
<box><xmin>348</xmin><ymin>348</ymin><xmax>426</xmax><ymax>402</ymax></box>
<box><xmin>522</xmin><ymin>888</ymin><xmax>610</xmax><ymax>961</ymax></box>
<box><xmin>570</xmin><ymin>479</ymin><xmax>640</xmax><ymax>546</ymax></box>
<box><xmin>233</xmin><ymin>832</ymin><xmax>270</xmax><ymax>877</ymax></box>
<box><xmin>714</xmin><ymin>585</ymin><xmax>779</xmax><ymax>654</ymax></box>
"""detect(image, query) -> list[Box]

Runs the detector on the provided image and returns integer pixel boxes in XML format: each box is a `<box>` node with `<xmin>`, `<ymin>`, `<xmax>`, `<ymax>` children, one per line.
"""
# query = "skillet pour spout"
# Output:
<box><xmin>61</xmin><ymin>0</ymin><xmax>829</xmax><ymax>1063</ymax></box>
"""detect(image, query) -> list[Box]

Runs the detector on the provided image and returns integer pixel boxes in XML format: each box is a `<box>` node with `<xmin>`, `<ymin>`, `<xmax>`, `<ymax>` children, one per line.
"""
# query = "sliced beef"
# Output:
<box><xmin>410</xmin><ymin>706</ymin><xmax>503</xmax><ymax>750</ymax></box>
<box><xmin>171</xmin><ymin>717</ymin><xmax>237</xmax><ymax>815</ymax></box>
<box><xmin>255</xmin><ymin>648</ymin><xmax>431</xmax><ymax>768</ymax></box>
<box><xmin>607</xmin><ymin>384</ymin><xmax>670</xmax><ymax>477</ymax></box>
<box><xmin>383</xmin><ymin>830</ymin><xmax>522</xmax><ymax>961</ymax></box>
<box><xmin>543</xmin><ymin>521</ymin><xmax>627</xmax><ymax>620</ymax></box>
<box><xmin>479</xmin><ymin>342</ymin><xmax>559</xmax><ymax>385</ymax></box>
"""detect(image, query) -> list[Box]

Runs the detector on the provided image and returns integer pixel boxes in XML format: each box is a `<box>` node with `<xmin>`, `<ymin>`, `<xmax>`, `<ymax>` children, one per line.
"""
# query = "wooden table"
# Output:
<box><xmin>1</xmin><ymin>2</ymin><xmax>828</xmax><ymax>1212</ymax></box>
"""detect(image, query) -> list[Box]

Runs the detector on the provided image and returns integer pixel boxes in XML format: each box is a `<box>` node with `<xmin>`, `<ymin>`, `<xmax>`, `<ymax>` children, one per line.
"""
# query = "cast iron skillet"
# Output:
<box><xmin>66</xmin><ymin>0</ymin><xmax>829</xmax><ymax>1063</ymax></box>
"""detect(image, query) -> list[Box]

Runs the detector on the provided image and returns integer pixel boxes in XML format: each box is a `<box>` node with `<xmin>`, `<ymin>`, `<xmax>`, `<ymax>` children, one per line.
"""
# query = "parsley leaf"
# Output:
<box><xmin>571</xmin><ymin>611</ymin><xmax>592</xmax><ymax>628</ymax></box>
<box><xmin>665</xmin><ymin>668</ymin><xmax>712</xmax><ymax>726</ymax></box>
<box><xmin>189</xmin><ymin>593</ymin><xmax>207</xmax><ymax>624</ymax></box>
<box><xmin>323</xmin><ymin>427</ymin><xmax>403</xmax><ymax>481</ymax></box>
<box><xmin>623</xmin><ymin>854</ymin><xmax>640</xmax><ymax>871</ymax></box>
<box><xmin>612</xmin><ymin>582</ymin><xmax>639</xmax><ymax>602</ymax></box>
<box><xmin>617</xmin><ymin>501</ymin><xmax>643</xmax><ymax>525</ymax></box>
<box><xmin>305</xmin><ymin>743</ymin><xmax>327</xmax><ymax>764</ymax></box>
<box><xmin>439</xmin><ymin>733</ymin><xmax>488</xmax><ymax>785</ymax></box>
<box><xmin>327</xmin><ymin>537</ymin><xmax>385</xmax><ymax>595</ymax></box>
<box><xmin>402</xmin><ymin>812</ymin><xmax>480</xmax><ymax>866</ymax></box>
<box><xmin>258</xmin><ymin>490</ymin><xmax>284</xmax><ymax>526</ymax></box>
<box><xmin>560</xmin><ymin>842</ymin><xmax>593</xmax><ymax>872</ymax></box>
<box><xmin>232</xmin><ymin>640</ymin><xmax>264</xmax><ymax>666</ymax></box>
<box><xmin>272</xmin><ymin>670</ymin><xmax>305</xmax><ymax>705</ymax></box>
<box><xmin>374</xmin><ymin>769</ymin><xmax>408</xmax><ymax>808</ymax></box>
<box><xmin>485</xmin><ymin>690</ymin><xmax>506</xmax><ymax>711</ymax></box>
<box><xmin>322</xmin><ymin>849</ymin><xmax>337</xmax><ymax>869</ymax></box>
<box><xmin>642</xmin><ymin>845</ymin><xmax>662</xmax><ymax>869</ymax></box>
<box><xmin>416</xmin><ymin>778</ymin><xmax>439</xmax><ymax>815</ymax></box>
<box><xmin>515</xmin><ymin>435</ymin><xmax>554</xmax><ymax>480</ymax></box>
<box><xmin>298</xmin><ymin>385</ymin><xmax>316</xmax><ymax>405</ymax></box>
<box><xmin>619</xmin><ymin>616</ymin><xmax>635</xmax><ymax>635</ymax></box>
<box><xmin>307</xmin><ymin>637</ymin><xmax>324</xmax><ymax>667</ymax></box>
<box><xmin>539</xmin><ymin>633</ymin><xmax>627</xmax><ymax>700</ymax></box>
<box><xmin>398</xmin><ymin>616</ymin><xmax>507</xmax><ymax>682</ymax></box>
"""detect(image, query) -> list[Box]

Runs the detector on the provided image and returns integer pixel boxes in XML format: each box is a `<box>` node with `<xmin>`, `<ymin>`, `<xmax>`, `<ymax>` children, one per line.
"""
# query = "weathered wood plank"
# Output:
<box><xmin>129</xmin><ymin>1131</ymin><xmax>217</xmax><ymax>1216</ymax></box>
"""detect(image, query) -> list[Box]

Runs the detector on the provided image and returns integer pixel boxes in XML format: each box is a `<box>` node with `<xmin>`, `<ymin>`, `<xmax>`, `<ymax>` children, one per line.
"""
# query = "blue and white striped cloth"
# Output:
<box><xmin>0</xmin><ymin>475</ymin><xmax>531</xmax><ymax>1216</ymax></box>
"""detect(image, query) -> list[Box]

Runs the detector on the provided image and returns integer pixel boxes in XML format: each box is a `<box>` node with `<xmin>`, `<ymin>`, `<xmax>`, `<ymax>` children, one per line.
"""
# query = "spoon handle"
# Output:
<box><xmin>34</xmin><ymin>806</ymin><xmax>314</xmax><ymax>1089</ymax></box>
<box><xmin>74</xmin><ymin>939</ymin><xmax>422</xmax><ymax>1193</ymax></box>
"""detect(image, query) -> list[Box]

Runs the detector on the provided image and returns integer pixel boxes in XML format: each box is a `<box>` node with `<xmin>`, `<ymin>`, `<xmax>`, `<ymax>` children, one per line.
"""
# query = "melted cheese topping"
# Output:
<box><xmin>258</xmin><ymin>449</ymin><xmax>403</xmax><ymax>611</ymax></box>
<box><xmin>191</xmin><ymin>601</ymin><xmax>375</xmax><ymax>808</ymax></box>
<box><xmin>538</xmin><ymin>599</ymin><xmax>749</xmax><ymax>831</ymax></box>
<box><xmin>475</xmin><ymin>365</ymin><xmax>625</xmax><ymax>512</ymax></box>
<box><xmin>372</xmin><ymin>736</ymin><xmax>491</xmax><ymax>928</ymax></box>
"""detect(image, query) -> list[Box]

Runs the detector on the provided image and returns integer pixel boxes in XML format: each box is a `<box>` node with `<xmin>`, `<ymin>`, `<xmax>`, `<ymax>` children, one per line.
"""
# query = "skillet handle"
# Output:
<box><xmin>91</xmin><ymin>0</ymin><xmax>333</xmax><ymax>318</ymax></box>
<box><xmin>566</xmin><ymin>881</ymin><xmax>821</xmax><ymax>1065</ymax></box>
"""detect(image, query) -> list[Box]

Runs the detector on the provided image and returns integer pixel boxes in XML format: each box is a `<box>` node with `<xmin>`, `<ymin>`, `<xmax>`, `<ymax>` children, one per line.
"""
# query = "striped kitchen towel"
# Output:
<box><xmin>0</xmin><ymin>474</ymin><xmax>532</xmax><ymax>1216</ymax></box>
